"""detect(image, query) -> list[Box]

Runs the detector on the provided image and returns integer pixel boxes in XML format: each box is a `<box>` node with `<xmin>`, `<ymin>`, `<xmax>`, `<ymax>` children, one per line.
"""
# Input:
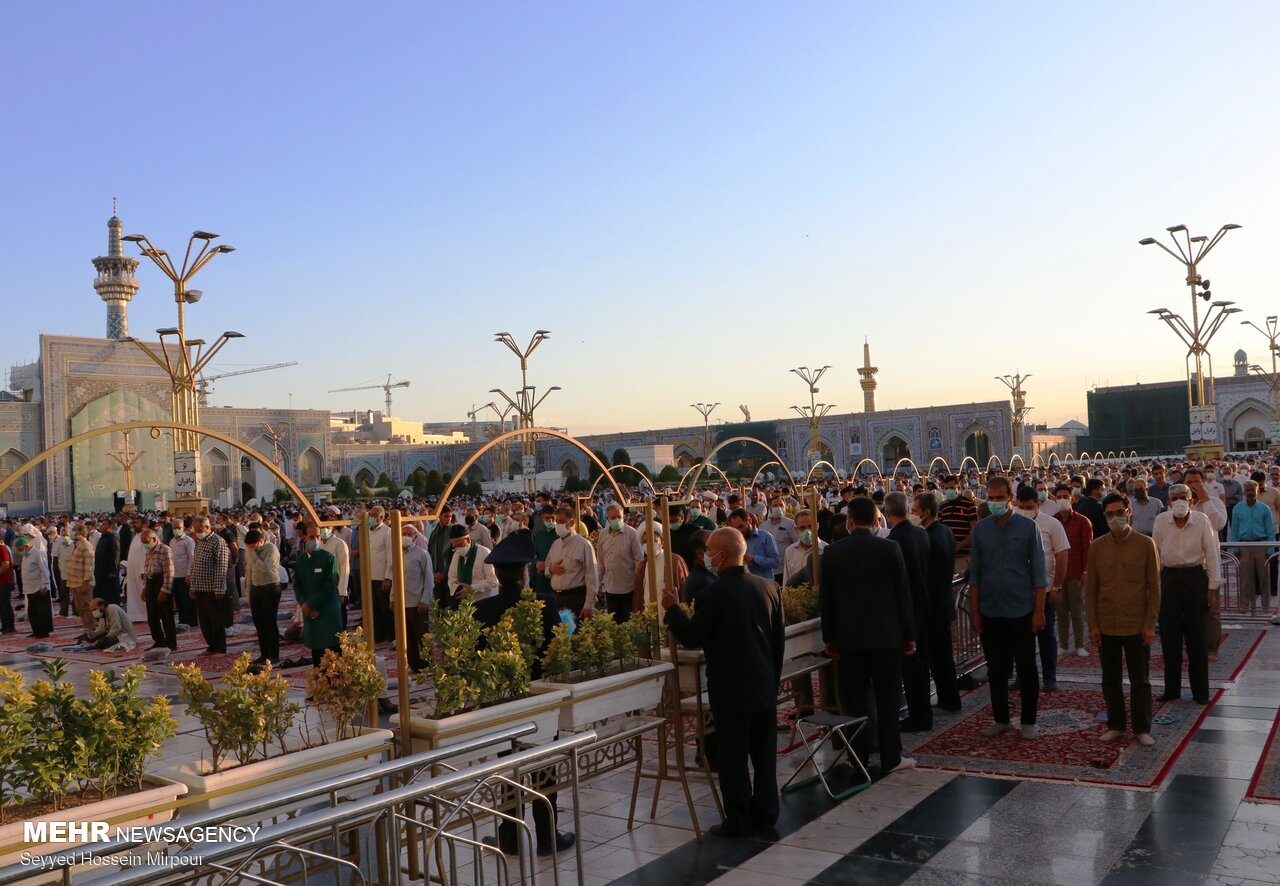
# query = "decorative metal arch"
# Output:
<box><xmin>957</xmin><ymin>456</ymin><xmax>980</xmax><ymax>476</ymax></box>
<box><xmin>1048</xmin><ymin>452</ymin><xmax>1061</xmax><ymax>467</ymax></box>
<box><xmin>986</xmin><ymin>455</ymin><xmax>1005</xmax><ymax>474</ymax></box>
<box><xmin>749</xmin><ymin>460</ymin><xmax>787</xmax><ymax>489</ymax></box>
<box><xmin>676</xmin><ymin>436</ymin><xmax>799</xmax><ymax>494</ymax></box>
<box><xmin>804</xmin><ymin>460</ymin><xmax>844</xmax><ymax>485</ymax></box>
<box><xmin>1106</xmin><ymin>451</ymin><xmax>1116</xmax><ymax>460</ymax></box>
<box><xmin>431</xmin><ymin>428</ymin><xmax>627</xmax><ymax>513</ymax></box>
<box><xmin>0</xmin><ymin>421</ymin><xmax>322</xmax><ymax>525</ymax></box>
<box><xmin>891</xmin><ymin>457</ymin><xmax>922</xmax><ymax>478</ymax></box>
<box><xmin>586</xmin><ymin>462</ymin><xmax>654</xmax><ymax>498</ymax></box>
<box><xmin>924</xmin><ymin>456</ymin><xmax>951</xmax><ymax>477</ymax></box>
<box><xmin>676</xmin><ymin>460</ymin><xmax>736</xmax><ymax>494</ymax></box>
<box><xmin>1008</xmin><ymin>454</ymin><xmax>1027</xmax><ymax>471</ymax></box>
<box><xmin>1030</xmin><ymin>453</ymin><xmax>1045</xmax><ymax>468</ymax></box>
<box><xmin>851</xmin><ymin>457</ymin><xmax>885</xmax><ymax>483</ymax></box>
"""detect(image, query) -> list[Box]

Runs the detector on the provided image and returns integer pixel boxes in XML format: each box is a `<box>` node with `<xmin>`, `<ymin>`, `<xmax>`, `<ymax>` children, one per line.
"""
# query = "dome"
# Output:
<box><xmin>1235</xmin><ymin>348</ymin><xmax>1248</xmax><ymax>363</ymax></box>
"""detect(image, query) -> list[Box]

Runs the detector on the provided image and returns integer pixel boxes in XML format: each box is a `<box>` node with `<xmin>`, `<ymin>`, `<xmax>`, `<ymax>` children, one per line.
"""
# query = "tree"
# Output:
<box><xmin>464</xmin><ymin>480</ymin><xmax>483</xmax><ymax>497</ymax></box>
<box><xmin>272</xmin><ymin>487</ymin><xmax>293</xmax><ymax>503</ymax></box>
<box><xmin>657</xmin><ymin>465</ymin><xmax>681</xmax><ymax>483</ymax></box>
<box><xmin>611</xmin><ymin>448</ymin><xmax>631</xmax><ymax>467</ymax></box>
<box><xmin>632</xmin><ymin>463</ymin><xmax>652</xmax><ymax>481</ymax></box>
<box><xmin>376</xmin><ymin>472</ymin><xmax>401</xmax><ymax>498</ymax></box>
<box><xmin>588</xmin><ymin>450</ymin><xmax>611</xmax><ymax>483</ymax></box>
<box><xmin>425</xmin><ymin>469</ymin><xmax>444</xmax><ymax>496</ymax></box>
<box><xmin>335</xmin><ymin>475</ymin><xmax>357</xmax><ymax>499</ymax></box>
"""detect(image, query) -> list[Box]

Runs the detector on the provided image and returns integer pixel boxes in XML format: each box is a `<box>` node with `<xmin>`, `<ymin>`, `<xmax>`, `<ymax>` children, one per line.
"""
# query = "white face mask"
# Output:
<box><xmin>1171</xmin><ymin>499</ymin><xmax>1191</xmax><ymax>518</ymax></box>
<box><xmin>1057</xmin><ymin>499</ymin><xmax>1071</xmax><ymax>515</ymax></box>
<box><xmin>554</xmin><ymin>523</ymin><xmax>571</xmax><ymax>538</ymax></box>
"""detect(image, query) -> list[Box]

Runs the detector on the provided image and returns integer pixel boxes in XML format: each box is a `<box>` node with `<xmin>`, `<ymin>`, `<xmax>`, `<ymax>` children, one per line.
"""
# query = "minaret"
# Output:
<box><xmin>857</xmin><ymin>339</ymin><xmax>878</xmax><ymax>412</ymax></box>
<box><xmin>93</xmin><ymin>201</ymin><xmax>140</xmax><ymax>340</ymax></box>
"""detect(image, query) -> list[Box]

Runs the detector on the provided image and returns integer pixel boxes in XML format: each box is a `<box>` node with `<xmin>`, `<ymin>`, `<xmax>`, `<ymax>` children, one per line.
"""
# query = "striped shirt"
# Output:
<box><xmin>66</xmin><ymin>539</ymin><xmax>95</xmax><ymax>588</ymax></box>
<box><xmin>143</xmin><ymin>542</ymin><xmax>174</xmax><ymax>594</ymax></box>
<box><xmin>939</xmin><ymin>496</ymin><xmax>978</xmax><ymax>544</ymax></box>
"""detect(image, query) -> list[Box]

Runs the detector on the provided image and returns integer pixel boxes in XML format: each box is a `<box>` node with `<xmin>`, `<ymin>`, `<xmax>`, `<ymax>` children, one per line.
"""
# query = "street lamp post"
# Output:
<box><xmin>493</xmin><ymin>330</ymin><xmax>557</xmax><ymax>492</ymax></box>
<box><xmin>471</xmin><ymin>401</ymin><xmax>517</xmax><ymax>479</ymax></box>
<box><xmin>121</xmin><ymin>228</ymin><xmax>238</xmax><ymax>514</ymax></box>
<box><xmin>790</xmin><ymin>366</ymin><xmax>832</xmax><ymax>473</ymax></box>
<box><xmin>1140</xmin><ymin>223</ymin><xmax>1242</xmax><ymax>459</ymax></box>
<box><xmin>995</xmin><ymin>373</ymin><xmax>1032</xmax><ymax>458</ymax></box>
<box><xmin>690</xmin><ymin>402</ymin><xmax>720</xmax><ymax>463</ymax></box>
<box><xmin>1242</xmin><ymin>315</ymin><xmax>1280</xmax><ymax>452</ymax></box>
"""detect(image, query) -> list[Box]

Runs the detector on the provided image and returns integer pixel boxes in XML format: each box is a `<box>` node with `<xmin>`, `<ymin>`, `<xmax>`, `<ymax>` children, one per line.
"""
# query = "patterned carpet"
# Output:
<box><xmin>908</xmin><ymin>683</ymin><xmax>1220</xmax><ymax>788</ymax></box>
<box><xmin>1246</xmin><ymin>707</ymin><xmax>1280</xmax><ymax>804</ymax></box>
<box><xmin>1054</xmin><ymin>629</ymin><xmax>1265</xmax><ymax>685</ymax></box>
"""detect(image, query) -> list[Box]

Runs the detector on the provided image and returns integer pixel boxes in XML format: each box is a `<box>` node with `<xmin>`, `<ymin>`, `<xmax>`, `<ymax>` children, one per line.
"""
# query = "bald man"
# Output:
<box><xmin>663</xmin><ymin>527</ymin><xmax>785</xmax><ymax>838</ymax></box>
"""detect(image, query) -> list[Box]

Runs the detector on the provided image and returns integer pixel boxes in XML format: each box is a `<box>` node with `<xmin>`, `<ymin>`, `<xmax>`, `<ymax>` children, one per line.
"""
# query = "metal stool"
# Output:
<box><xmin>780</xmin><ymin>712</ymin><xmax>871</xmax><ymax>800</ymax></box>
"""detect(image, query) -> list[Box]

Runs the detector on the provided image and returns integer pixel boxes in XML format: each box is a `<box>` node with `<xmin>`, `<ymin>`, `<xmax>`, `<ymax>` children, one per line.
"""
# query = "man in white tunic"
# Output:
<box><xmin>122</xmin><ymin>514</ymin><xmax>149</xmax><ymax>623</ymax></box>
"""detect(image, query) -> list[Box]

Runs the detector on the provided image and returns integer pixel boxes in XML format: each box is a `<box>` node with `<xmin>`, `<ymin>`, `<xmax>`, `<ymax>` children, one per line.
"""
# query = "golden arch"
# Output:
<box><xmin>986</xmin><ymin>455</ymin><xmax>1005</xmax><ymax>474</ymax></box>
<box><xmin>677</xmin><ymin>460</ymin><xmax>736</xmax><ymax>493</ymax></box>
<box><xmin>678</xmin><ymin>437</ymin><xmax>799</xmax><ymax>495</ymax></box>
<box><xmin>432</xmin><ymin>427</ymin><xmax>627</xmax><ymax>514</ymax></box>
<box><xmin>1009</xmin><ymin>454</ymin><xmax>1027</xmax><ymax>471</ymax></box>
<box><xmin>924</xmin><ymin>456</ymin><xmax>951</xmax><ymax>477</ymax></box>
<box><xmin>0</xmin><ymin>421</ymin><xmax>323</xmax><ymax>526</ymax></box>
<box><xmin>586</xmin><ymin>462</ymin><xmax>654</xmax><ymax>498</ymax></box>
<box><xmin>749</xmin><ymin>460</ymin><xmax>787</xmax><ymax>489</ymax></box>
<box><xmin>957</xmin><ymin>456</ymin><xmax>979</xmax><ymax>475</ymax></box>
<box><xmin>1030</xmin><ymin>453</ymin><xmax>1045</xmax><ymax>468</ymax></box>
<box><xmin>889</xmin><ymin>457</ymin><xmax>922</xmax><ymax>479</ymax></box>
<box><xmin>851</xmin><ymin>457</ymin><xmax>884</xmax><ymax>483</ymax></box>
<box><xmin>804</xmin><ymin>460</ymin><xmax>844</xmax><ymax>485</ymax></box>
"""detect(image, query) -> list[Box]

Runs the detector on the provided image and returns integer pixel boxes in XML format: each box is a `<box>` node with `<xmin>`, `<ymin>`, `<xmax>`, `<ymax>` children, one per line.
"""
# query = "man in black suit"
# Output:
<box><xmin>915</xmin><ymin>492</ymin><xmax>962</xmax><ymax>711</ymax></box>
<box><xmin>663</xmin><ymin>527</ymin><xmax>785</xmax><ymax>838</ymax></box>
<box><xmin>820</xmin><ymin>497</ymin><xmax>917</xmax><ymax>774</ymax></box>
<box><xmin>94</xmin><ymin>517</ymin><xmax>121</xmax><ymax>608</ymax></box>
<box><xmin>885</xmin><ymin>492</ymin><xmax>933</xmax><ymax>732</ymax></box>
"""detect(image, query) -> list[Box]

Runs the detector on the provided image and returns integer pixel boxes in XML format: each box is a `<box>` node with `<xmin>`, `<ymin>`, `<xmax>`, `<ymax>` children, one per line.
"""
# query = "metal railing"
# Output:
<box><xmin>1217</xmin><ymin>542</ymin><xmax>1278</xmax><ymax>618</ymax></box>
<box><xmin>0</xmin><ymin>722</ymin><xmax>559</xmax><ymax>886</ymax></box>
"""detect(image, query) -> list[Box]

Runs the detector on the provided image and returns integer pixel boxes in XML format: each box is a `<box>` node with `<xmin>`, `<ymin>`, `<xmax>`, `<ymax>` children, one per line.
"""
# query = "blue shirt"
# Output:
<box><xmin>742</xmin><ymin>528</ymin><xmax>781</xmax><ymax>580</ymax></box>
<box><xmin>1229</xmin><ymin>500</ymin><xmax>1276</xmax><ymax>548</ymax></box>
<box><xmin>969</xmin><ymin>512</ymin><xmax>1046</xmax><ymax>619</ymax></box>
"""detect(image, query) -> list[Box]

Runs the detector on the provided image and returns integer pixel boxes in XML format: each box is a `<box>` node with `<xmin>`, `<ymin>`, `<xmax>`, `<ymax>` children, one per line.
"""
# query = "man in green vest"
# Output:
<box><xmin>532</xmin><ymin>504</ymin><xmax>558</xmax><ymax>596</ymax></box>
<box><xmin>294</xmin><ymin>521</ymin><xmax>343</xmax><ymax>667</ymax></box>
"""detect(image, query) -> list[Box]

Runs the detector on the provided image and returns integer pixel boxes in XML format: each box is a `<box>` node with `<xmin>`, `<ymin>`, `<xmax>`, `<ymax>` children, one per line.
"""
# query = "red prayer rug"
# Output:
<box><xmin>907</xmin><ymin>683</ymin><xmax>1220</xmax><ymax>788</ymax></box>
<box><xmin>1055</xmin><ymin>629</ymin><xmax>1264</xmax><ymax>685</ymax></box>
<box><xmin>1246</xmin><ymin>707</ymin><xmax>1280</xmax><ymax>804</ymax></box>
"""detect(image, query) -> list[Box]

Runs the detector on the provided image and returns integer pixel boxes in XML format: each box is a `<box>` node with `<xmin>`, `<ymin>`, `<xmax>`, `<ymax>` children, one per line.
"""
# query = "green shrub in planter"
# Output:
<box><xmin>308</xmin><ymin>627</ymin><xmax>386</xmax><ymax>742</ymax></box>
<box><xmin>174</xmin><ymin>655</ymin><xmax>300</xmax><ymax>774</ymax></box>
<box><xmin>781</xmin><ymin>583</ymin><xmax>819</xmax><ymax>626</ymax></box>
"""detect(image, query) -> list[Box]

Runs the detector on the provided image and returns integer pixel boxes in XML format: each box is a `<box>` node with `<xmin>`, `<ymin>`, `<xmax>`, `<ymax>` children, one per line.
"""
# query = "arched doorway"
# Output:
<box><xmin>881</xmin><ymin>435</ymin><xmax>911</xmax><ymax>468</ymax></box>
<box><xmin>0</xmin><ymin>450</ymin><xmax>29</xmax><ymax>503</ymax></box>
<box><xmin>354</xmin><ymin>467</ymin><xmax>377</xmax><ymax>489</ymax></box>
<box><xmin>202</xmin><ymin>448</ymin><xmax>230</xmax><ymax>501</ymax></box>
<box><xmin>241</xmin><ymin>481</ymin><xmax>256</xmax><ymax>503</ymax></box>
<box><xmin>964</xmin><ymin>430</ymin><xmax>991</xmax><ymax>464</ymax></box>
<box><xmin>559</xmin><ymin>458</ymin><xmax>580</xmax><ymax>478</ymax></box>
<box><xmin>299</xmin><ymin>447</ymin><xmax>323</xmax><ymax>485</ymax></box>
<box><xmin>1227</xmin><ymin>400</ymin><xmax>1270</xmax><ymax>451</ymax></box>
<box><xmin>1242</xmin><ymin>427</ymin><xmax>1267</xmax><ymax>451</ymax></box>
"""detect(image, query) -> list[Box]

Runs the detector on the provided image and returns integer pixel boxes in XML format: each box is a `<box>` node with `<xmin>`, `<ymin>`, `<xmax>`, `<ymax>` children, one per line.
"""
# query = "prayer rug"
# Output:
<box><xmin>1054</xmin><ymin>628</ymin><xmax>1264</xmax><ymax>685</ymax></box>
<box><xmin>906</xmin><ymin>683</ymin><xmax>1220</xmax><ymax>789</ymax></box>
<box><xmin>1246</xmin><ymin>707</ymin><xmax>1280</xmax><ymax>804</ymax></box>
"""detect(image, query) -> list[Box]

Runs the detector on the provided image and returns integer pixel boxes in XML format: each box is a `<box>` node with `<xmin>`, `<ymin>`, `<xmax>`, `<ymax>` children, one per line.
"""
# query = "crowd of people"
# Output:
<box><xmin>2</xmin><ymin>452</ymin><xmax>1278</xmax><ymax>841</ymax></box>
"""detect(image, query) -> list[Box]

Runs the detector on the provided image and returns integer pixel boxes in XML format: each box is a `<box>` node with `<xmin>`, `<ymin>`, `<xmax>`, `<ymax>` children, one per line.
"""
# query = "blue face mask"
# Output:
<box><xmin>988</xmin><ymin>501</ymin><xmax>1009</xmax><ymax>517</ymax></box>
<box><xmin>703</xmin><ymin>553</ymin><xmax>716</xmax><ymax>572</ymax></box>
<box><xmin>305</xmin><ymin>539</ymin><xmax>319</xmax><ymax>553</ymax></box>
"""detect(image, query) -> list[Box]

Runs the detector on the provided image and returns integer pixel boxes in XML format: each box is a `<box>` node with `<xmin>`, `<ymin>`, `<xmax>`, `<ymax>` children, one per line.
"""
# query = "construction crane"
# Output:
<box><xmin>196</xmin><ymin>362</ymin><xmax>298</xmax><ymax>406</ymax></box>
<box><xmin>328</xmin><ymin>374</ymin><xmax>411</xmax><ymax>415</ymax></box>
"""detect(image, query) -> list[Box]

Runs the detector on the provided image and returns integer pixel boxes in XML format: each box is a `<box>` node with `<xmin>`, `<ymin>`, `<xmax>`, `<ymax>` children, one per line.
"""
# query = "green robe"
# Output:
<box><xmin>689</xmin><ymin>514</ymin><xmax>717</xmax><ymax>531</ymax></box>
<box><xmin>294</xmin><ymin>547</ymin><xmax>342</xmax><ymax>651</ymax></box>
<box><xmin>532</xmin><ymin>523</ymin><xmax>557</xmax><ymax>595</ymax></box>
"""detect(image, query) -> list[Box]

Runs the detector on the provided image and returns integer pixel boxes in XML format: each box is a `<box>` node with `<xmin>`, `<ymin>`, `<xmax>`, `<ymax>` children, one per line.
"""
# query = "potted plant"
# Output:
<box><xmin>148</xmin><ymin>628</ymin><xmax>393</xmax><ymax>814</ymax></box>
<box><xmin>529</xmin><ymin>609</ymin><xmax>673</xmax><ymax>732</ymax></box>
<box><xmin>393</xmin><ymin>593</ymin><xmax>568</xmax><ymax>761</ymax></box>
<box><xmin>0</xmin><ymin>661</ymin><xmax>184</xmax><ymax>868</ymax></box>
<box><xmin>781</xmin><ymin>583</ymin><xmax>823</xmax><ymax>659</ymax></box>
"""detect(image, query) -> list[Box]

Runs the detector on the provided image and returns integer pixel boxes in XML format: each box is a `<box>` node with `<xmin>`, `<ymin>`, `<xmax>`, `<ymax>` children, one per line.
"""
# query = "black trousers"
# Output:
<box><xmin>602</xmin><ymin>591</ymin><xmax>631</xmax><ymax>623</ymax></box>
<box><xmin>172</xmin><ymin>577</ymin><xmax>197</xmax><ymax>627</ymax></box>
<box><xmin>96</xmin><ymin>573</ymin><xmax>121</xmax><ymax>606</ymax></box>
<box><xmin>712</xmin><ymin>705</ymin><xmax>779</xmax><ymax>832</ymax></box>
<box><xmin>372</xmin><ymin>584</ymin><xmax>392</xmax><ymax>642</ymax></box>
<box><xmin>144</xmin><ymin>574</ymin><xmax>177</xmax><ymax>649</ymax></box>
<box><xmin>929</xmin><ymin>609</ymin><xmax>962</xmax><ymax>709</ymax></box>
<box><xmin>195</xmin><ymin>593</ymin><xmax>227</xmax><ymax>653</ymax></box>
<box><xmin>1100</xmin><ymin>634</ymin><xmax>1152</xmax><ymax>734</ymax></box>
<box><xmin>555</xmin><ymin>586</ymin><xmax>588</xmax><ymax>619</ymax></box>
<box><xmin>250</xmin><ymin>583</ymin><xmax>282</xmax><ymax>662</ymax></box>
<box><xmin>26</xmin><ymin>589</ymin><xmax>53</xmax><ymax>637</ymax></box>
<box><xmin>902</xmin><ymin>618</ymin><xmax>932</xmax><ymax>725</ymax></box>
<box><xmin>836</xmin><ymin>649</ymin><xmax>904</xmax><ymax>771</ymax></box>
<box><xmin>1158</xmin><ymin>566</ymin><xmax>1210</xmax><ymax>702</ymax></box>
<box><xmin>405</xmin><ymin>606</ymin><xmax>429</xmax><ymax>671</ymax></box>
<box><xmin>980</xmin><ymin>612</ymin><xmax>1038</xmax><ymax>725</ymax></box>
<box><xmin>0</xmin><ymin>583</ymin><xmax>13</xmax><ymax>632</ymax></box>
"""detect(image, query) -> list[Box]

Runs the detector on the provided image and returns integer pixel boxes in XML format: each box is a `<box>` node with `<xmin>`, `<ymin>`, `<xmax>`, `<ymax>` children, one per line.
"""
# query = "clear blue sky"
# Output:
<box><xmin>5</xmin><ymin>2</ymin><xmax>1279</xmax><ymax>435</ymax></box>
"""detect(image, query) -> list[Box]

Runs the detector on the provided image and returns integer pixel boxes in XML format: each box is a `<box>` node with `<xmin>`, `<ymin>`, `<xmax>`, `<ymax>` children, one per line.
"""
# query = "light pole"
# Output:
<box><xmin>471</xmin><ymin>401</ymin><xmax>517</xmax><ymax>479</ymax></box>
<box><xmin>690</xmin><ymin>402</ymin><xmax>720</xmax><ymax>462</ymax></box>
<box><xmin>995</xmin><ymin>373</ymin><xmax>1032</xmax><ymax>458</ymax></box>
<box><xmin>492</xmin><ymin>332</ymin><xmax>556</xmax><ymax>489</ymax></box>
<box><xmin>121</xmin><ymin>228</ymin><xmax>238</xmax><ymax>513</ymax></box>
<box><xmin>790</xmin><ymin>365</ymin><xmax>832</xmax><ymax>471</ymax></box>
<box><xmin>106</xmin><ymin>426</ymin><xmax>144</xmax><ymax>512</ymax></box>
<box><xmin>1140</xmin><ymin>222</ymin><xmax>1242</xmax><ymax>458</ymax></box>
<box><xmin>1242</xmin><ymin>315</ymin><xmax>1280</xmax><ymax>452</ymax></box>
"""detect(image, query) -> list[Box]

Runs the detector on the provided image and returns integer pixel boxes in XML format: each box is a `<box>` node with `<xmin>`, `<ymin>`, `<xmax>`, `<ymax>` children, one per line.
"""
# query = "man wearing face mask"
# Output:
<box><xmin>446</xmin><ymin>524</ymin><xmax>498</xmax><ymax>601</ymax></box>
<box><xmin>139</xmin><ymin>528</ymin><xmax>177</xmax><ymax>652</ymax></box>
<box><xmin>318</xmin><ymin>521</ymin><xmax>351</xmax><ymax>629</ymax></box>
<box><xmin>189</xmin><ymin>516</ymin><xmax>231</xmax><ymax>655</ymax></box>
<box><xmin>914</xmin><ymin>492</ymin><xmax>961</xmax><ymax>711</ymax></box>
<box><xmin>427</xmin><ymin>506</ymin><xmax>457</xmax><ymax>608</ymax></box>
<box><xmin>533</xmin><ymin>505</ymin><xmax>558</xmax><ymax>597</ymax></box>
<box><xmin>294</xmin><ymin>522</ymin><xmax>342</xmax><ymax>667</ymax></box>
<box><xmin>938</xmin><ymin>476</ymin><xmax>978</xmax><ymax>575</ymax></box>
<box><xmin>885</xmin><ymin>492</ymin><xmax>934</xmax><ymax>731</ymax></box>
<box><xmin>761</xmin><ymin>498</ymin><xmax>798</xmax><ymax>582</ymax></box>
<box><xmin>782</xmin><ymin>509</ymin><xmax>826</xmax><ymax>587</ymax></box>
<box><xmin>667</xmin><ymin>504</ymin><xmax>699</xmax><ymax>570</ymax></box>
<box><xmin>681</xmin><ymin>530</ymin><xmax>717</xmax><ymax>605</ymax></box>
<box><xmin>465</xmin><ymin>507</ymin><xmax>493</xmax><ymax>547</ymax></box>
<box><xmin>1012</xmin><ymin>486</ymin><xmax>1069</xmax><ymax>693</ymax></box>
<box><xmin>1086</xmin><ymin>492</ymin><xmax>1160</xmax><ymax>746</ymax></box>
<box><xmin>548</xmin><ymin>506</ymin><xmax>600</xmax><ymax>618</ymax></box>
<box><xmin>687</xmin><ymin>499</ymin><xmax>716</xmax><ymax>532</ymax></box>
<box><xmin>1128</xmin><ymin>478</ymin><xmax>1164</xmax><ymax>536</ymax></box>
<box><xmin>396</xmin><ymin>522</ymin><xmax>434</xmax><ymax>672</ymax></box>
<box><xmin>364</xmin><ymin>506</ymin><xmax>395</xmax><ymax>642</ymax></box>
<box><xmin>1183</xmin><ymin>467</ymin><xmax>1227</xmax><ymax>660</ymax></box>
<box><xmin>598</xmin><ymin>502</ymin><xmax>643</xmax><ymax>619</ymax></box>
<box><xmin>245</xmin><ymin>528</ymin><xmax>282</xmax><ymax>664</ymax></box>
<box><xmin>1228</xmin><ymin>479</ymin><xmax>1275</xmax><ymax>614</ymax></box>
<box><xmin>1152</xmin><ymin>484</ymin><xmax>1218</xmax><ymax>703</ymax></box>
<box><xmin>1052</xmin><ymin>485</ymin><xmax>1093</xmax><ymax>657</ymax></box>
<box><xmin>728</xmin><ymin>509</ymin><xmax>781</xmax><ymax>582</ymax></box>
<box><xmin>969</xmin><ymin>476</ymin><xmax>1047</xmax><ymax>740</ymax></box>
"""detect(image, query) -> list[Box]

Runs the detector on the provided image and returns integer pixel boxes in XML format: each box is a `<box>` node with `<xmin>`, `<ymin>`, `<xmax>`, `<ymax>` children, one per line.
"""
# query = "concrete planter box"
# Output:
<box><xmin>660</xmin><ymin>646</ymin><xmax>706</xmax><ymax>692</ymax></box>
<box><xmin>530</xmin><ymin>659</ymin><xmax>673</xmax><ymax>732</ymax></box>
<box><xmin>0</xmin><ymin>776</ymin><xmax>188</xmax><ymax>879</ymax></box>
<box><xmin>783</xmin><ymin>618</ymin><xmax>823</xmax><ymax>660</ymax></box>
<box><xmin>148</xmin><ymin>726</ymin><xmax>393</xmax><ymax>815</ymax></box>
<box><xmin>392</xmin><ymin>689</ymin><xmax>570</xmax><ymax>767</ymax></box>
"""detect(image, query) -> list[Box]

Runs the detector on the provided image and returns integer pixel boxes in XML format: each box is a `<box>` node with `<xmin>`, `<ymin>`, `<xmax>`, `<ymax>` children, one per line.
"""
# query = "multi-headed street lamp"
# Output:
<box><xmin>690</xmin><ymin>402</ymin><xmax>720</xmax><ymax>462</ymax></box>
<box><xmin>1242</xmin><ymin>315</ymin><xmax>1280</xmax><ymax>452</ymax></box>
<box><xmin>492</xmin><ymin>331</ymin><xmax>557</xmax><ymax>490</ymax></box>
<box><xmin>121</xmin><ymin>228</ymin><xmax>238</xmax><ymax>511</ymax></box>
<box><xmin>1140</xmin><ymin>223</ymin><xmax>1242</xmax><ymax>457</ymax></box>
<box><xmin>790</xmin><ymin>366</ymin><xmax>833</xmax><ymax>470</ymax></box>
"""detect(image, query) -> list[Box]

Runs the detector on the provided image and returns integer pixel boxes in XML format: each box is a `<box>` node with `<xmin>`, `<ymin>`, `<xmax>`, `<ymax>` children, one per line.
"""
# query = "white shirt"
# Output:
<box><xmin>782</xmin><ymin>539</ymin><xmax>827</xmax><ymax>586</ymax></box>
<box><xmin>447</xmin><ymin>542</ymin><xmax>498</xmax><ymax>599</ymax></box>
<box><xmin>547</xmin><ymin>531</ymin><xmax>600</xmax><ymax>599</ymax></box>
<box><xmin>1023</xmin><ymin>509</ymin><xmax>1070</xmax><ymax>590</ymax></box>
<box><xmin>320</xmin><ymin>532</ymin><xmax>351</xmax><ymax>598</ymax></box>
<box><xmin>396</xmin><ymin>543</ymin><xmax>434</xmax><ymax>607</ymax></box>
<box><xmin>762</xmin><ymin>516</ymin><xmax>798</xmax><ymax>552</ymax></box>
<box><xmin>597</xmin><ymin>523</ymin><xmax>643</xmax><ymax>596</ymax></box>
<box><xmin>366</xmin><ymin>522</ymin><xmax>394</xmax><ymax>583</ymax></box>
<box><xmin>124</xmin><ymin>533</ymin><xmax>148</xmax><ymax>623</ymax></box>
<box><xmin>1152</xmin><ymin>510</ymin><xmax>1222</xmax><ymax>589</ymax></box>
<box><xmin>1192</xmin><ymin>495</ymin><xmax>1228</xmax><ymax>533</ymax></box>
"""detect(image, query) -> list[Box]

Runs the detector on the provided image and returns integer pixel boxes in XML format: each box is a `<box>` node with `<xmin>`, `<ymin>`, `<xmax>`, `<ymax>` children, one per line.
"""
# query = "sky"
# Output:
<box><xmin>4</xmin><ymin>2</ymin><xmax>1279</xmax><ymax>436</ymax></box>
